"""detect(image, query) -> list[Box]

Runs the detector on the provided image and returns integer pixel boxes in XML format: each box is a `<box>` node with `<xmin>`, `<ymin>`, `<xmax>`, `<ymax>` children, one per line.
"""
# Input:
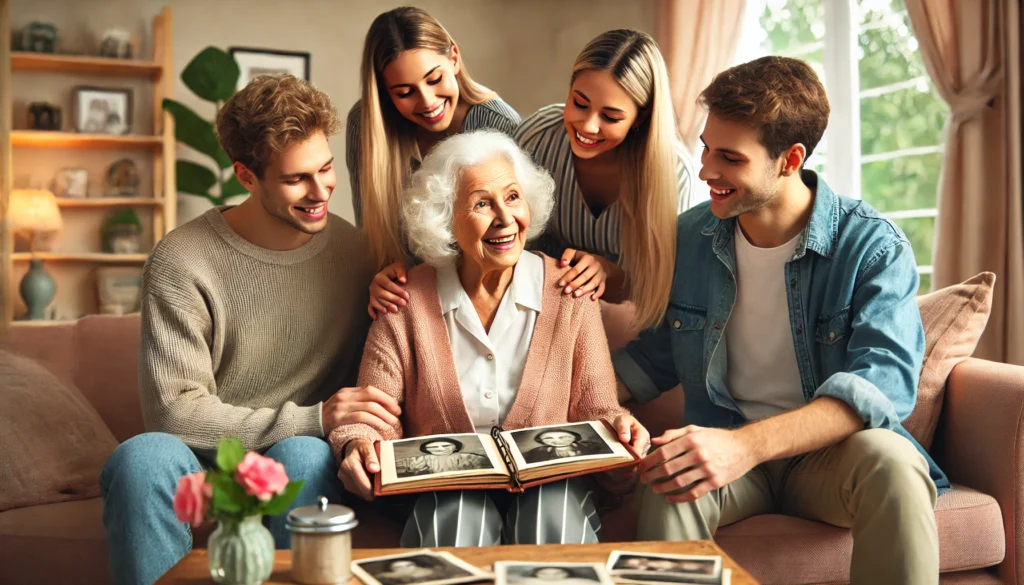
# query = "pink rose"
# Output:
<box><xmin>235</xmin><ymin>452</ymin><xmax>289</xmax><ymax>502</ymax></box>
<box><xmin>173</xmin><ymin>472</ymin><xmax>212</xmax><ymax>527</ymax></box>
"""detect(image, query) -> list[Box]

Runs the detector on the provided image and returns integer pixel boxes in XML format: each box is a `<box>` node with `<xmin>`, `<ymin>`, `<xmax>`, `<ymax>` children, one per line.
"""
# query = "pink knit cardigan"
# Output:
<box><xmin>329</xmin><ymin>253</ymin><xmax>628</xmax><ymax>460</ymax></box>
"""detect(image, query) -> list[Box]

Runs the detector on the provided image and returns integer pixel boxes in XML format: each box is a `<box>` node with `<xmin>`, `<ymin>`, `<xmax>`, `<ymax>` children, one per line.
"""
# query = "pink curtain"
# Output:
<box><xmin>654</xmin><ymin>0</ymin><xmax>747</xmax><ymax>153</ymax></box>
<box><xmin>907</xmin><ymin>0</ymin><xmax>1024</xmax><ymax>365</ymax></box>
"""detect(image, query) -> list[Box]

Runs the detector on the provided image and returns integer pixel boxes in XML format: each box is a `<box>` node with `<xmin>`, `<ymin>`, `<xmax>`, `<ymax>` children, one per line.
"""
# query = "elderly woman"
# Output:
<box><xmin>331</xmin><ymin>130</ymin><xmax>648</xmax><ymax>548</ymax></box>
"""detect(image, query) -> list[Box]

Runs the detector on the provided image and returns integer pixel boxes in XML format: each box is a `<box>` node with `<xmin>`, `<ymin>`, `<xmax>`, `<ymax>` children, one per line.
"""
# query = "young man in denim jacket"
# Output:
<box><xmin>613</xmin><ymin>57</ymin><xmax>946</xmax><ymax>584</ymax></box>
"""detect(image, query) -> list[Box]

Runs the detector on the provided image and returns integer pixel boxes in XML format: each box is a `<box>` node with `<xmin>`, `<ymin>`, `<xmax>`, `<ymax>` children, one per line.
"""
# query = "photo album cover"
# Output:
<box><xmin>374</xmin><ymin>420</ymin><xmax>639</xmax><ymax>496</ymax></box>
<box><xmin>606</xmin><ymin>551</ymin><xmax>731</xmax><ymax>585</ymax></box>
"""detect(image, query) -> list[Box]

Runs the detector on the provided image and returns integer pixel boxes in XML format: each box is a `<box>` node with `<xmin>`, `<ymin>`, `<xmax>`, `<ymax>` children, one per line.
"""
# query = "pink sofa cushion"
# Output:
<box><xmin>714</xmin><ymin>484</ymin><xmax>1003</xmax><ymax>584</ymax></box>
<box><xmin>905</xmin><ymin>273</ymin><xmax>995</xmax><ymax>450</ymax></box>
<box><xmin>0</xmin><ymin>351</ymin><xmax>118</xmax><ymax>512</ymax></box>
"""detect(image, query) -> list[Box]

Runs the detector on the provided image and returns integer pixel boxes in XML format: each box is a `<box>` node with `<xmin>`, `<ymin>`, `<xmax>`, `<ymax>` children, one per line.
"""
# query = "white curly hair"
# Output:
<box><xmin>402</xmin><ymin>130</ymin><xmax>555</xmax><ymax>267</ymax></box>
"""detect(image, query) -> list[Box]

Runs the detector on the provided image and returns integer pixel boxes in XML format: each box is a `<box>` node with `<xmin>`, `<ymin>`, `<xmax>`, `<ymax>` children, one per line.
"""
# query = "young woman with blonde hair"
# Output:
<box><xmin>516</xmin><ymin>29</ymin><xmax>697</xmax><ymax>331</ymax></box>
<box><xmin>347</xmin><ymin>6</ymin><xmax>520</xmax><ymax>318</ymax></box>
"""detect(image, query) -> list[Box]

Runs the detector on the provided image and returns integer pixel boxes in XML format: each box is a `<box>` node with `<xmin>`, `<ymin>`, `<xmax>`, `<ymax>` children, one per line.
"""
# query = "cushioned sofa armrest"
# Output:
<box><xmin>941</xmin><ymin>357</ymin><xmax>1024</xmax><ymax>585</ymax></box>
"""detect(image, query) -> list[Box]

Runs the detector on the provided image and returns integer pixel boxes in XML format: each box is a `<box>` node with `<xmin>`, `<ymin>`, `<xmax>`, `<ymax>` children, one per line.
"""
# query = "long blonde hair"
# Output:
<box><xmin>572</xmin><ymin>30</ymin><xmax>680</xmax><ymax>331</ymax></box>
<box><xmin>359</xmin><ymin>7</ymin><xmax>495</xmax><ymax>269</ymax></box>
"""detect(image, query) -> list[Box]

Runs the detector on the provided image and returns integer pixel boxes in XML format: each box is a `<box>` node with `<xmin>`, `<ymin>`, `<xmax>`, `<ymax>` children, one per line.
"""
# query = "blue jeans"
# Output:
<box><xmin>100</xmin><ymin>432</ymin><xmax>345</xmax><ymax>585</ymax></box>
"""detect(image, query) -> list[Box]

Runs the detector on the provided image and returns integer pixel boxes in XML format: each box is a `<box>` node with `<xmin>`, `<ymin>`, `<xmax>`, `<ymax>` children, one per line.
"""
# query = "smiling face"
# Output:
<box><xmin>453</xmin><ymin>156</ymin><xmax>530</xmax><ymax>273</ymax></box>
<box><xmin>534</xmin><ymin>568</ymin><xmax>570</xmax><ymax>581</ymax></box>
<box><xmin>242</xmin><ymin>130</ymin><xmax>335</xmax><ymax>234</ymax></box>
<box><xmin>389</xmin><ymin>560</ymin><xmax>418</xmax><ymax>574</ymax></box>
<box><xmin>422</xmin><ymin>440</ymin><xmax>457</xmax><ymax>456</ymax></box>
<box><xmin>537</xmin><ymin>431</ymin><xmax>577</xmax><ymax>448</ymax></box>
<box><xmin>382</xmin><ymin>47</ymin><xmax>461</xmax><ymax>133</ymax></box>
<box><xmin>562</xmin><ymin>69</ymin><xmax>640</xmax><ymax>160</ymax></box>
<box><xmin>698</xmin><ymin>113</ymin><xmax>785</xmax><ymax>220</ymax></box>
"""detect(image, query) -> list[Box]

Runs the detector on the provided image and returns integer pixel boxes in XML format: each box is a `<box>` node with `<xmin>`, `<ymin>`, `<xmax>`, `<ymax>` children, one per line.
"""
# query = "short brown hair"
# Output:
<box><xmin>698</xmin><ymin>56</ymin><xmax>830</xmax><ymax>162</ymax></box>
<box><xmin>216</xmin><ymin>75</ymin><xmax>341</xmax><ymax>178</ymax></box>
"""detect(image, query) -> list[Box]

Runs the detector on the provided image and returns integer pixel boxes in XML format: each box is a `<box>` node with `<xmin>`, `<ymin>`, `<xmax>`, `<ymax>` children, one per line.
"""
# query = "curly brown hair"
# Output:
<box><xmin>698</xmin><ymin>56</ymin><xmax>830</xmax><ymax>162</ymax></box>
<box><xmin>215</xmin><ymin>75</ymin><xmax>341</xmax><ymax>178</ymax></box>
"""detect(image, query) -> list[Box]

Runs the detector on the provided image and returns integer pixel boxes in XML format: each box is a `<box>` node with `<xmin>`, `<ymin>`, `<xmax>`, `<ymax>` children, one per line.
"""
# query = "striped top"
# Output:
<box><xmin>345</xmin><ymin>97</ymin><xmax>521</xmax><ymax>226</ymax></box>
<box><xmin>515</xmin><ymin>104</ymin><xmax>698</xmax><ymax>261</ymax></box>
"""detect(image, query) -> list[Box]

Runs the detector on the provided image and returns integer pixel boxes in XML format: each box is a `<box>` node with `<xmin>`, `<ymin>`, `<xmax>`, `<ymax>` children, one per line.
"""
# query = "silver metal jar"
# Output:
<box><xmin>286</xmin><ymin>496</ymin><xmax>359</xmax><ymax>584</ymax></box>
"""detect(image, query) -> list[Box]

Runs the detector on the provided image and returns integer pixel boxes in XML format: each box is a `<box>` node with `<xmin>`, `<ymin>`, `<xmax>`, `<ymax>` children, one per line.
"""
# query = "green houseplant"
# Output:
<box><xmin>163</xmin><ymin>47</ymin><xmax>248</xmax><ymax>206</ymax></box>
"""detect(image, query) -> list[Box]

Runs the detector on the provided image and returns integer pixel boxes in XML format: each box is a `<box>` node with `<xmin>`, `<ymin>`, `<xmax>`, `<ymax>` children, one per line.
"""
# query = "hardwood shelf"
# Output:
<box><xmin>11</xmin><ymin>52</ymin><xmax>163</xmax><ymax>78</ymax></box>
<box><xmin>57</xmin><ymin>197</ymin><xmax>164</xmax><ymax>208</ymax></box>
<box><xmin>12</xmin><ymin>130</ymin><xmax>164</xmax><ymax>149</ymax></box>
<box><xmin>12</xmin><ymin>252</ymin><xmax>148</xmax><ymax>264</ymax></box>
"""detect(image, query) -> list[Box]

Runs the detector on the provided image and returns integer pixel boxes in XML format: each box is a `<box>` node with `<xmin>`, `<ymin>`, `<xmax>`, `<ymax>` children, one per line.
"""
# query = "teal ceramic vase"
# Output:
<box><xmin>19</xmin><ymin>259</ymin><xmax>55</xmax><ymax>320</ymax></box>
<box><xmin>207</xmin><ymin>516</ymin><xmax>274</xmax><ymax>585</ymax></box>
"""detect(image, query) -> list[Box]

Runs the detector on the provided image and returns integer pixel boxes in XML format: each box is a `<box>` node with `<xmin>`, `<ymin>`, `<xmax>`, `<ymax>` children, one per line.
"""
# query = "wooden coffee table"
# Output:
<box><xmin>157</xmin><ymin>541</ymin><xmax>758</xmax><ymax>584</ymax></box>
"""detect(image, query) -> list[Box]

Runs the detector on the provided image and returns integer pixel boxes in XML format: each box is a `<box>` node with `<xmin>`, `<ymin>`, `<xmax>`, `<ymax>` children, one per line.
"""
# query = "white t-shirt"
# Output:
<box><xmin>435</xmin><ymin>252</ymin><xmax>543</xmax><ymax>433</ymax></box>
<box><xmin>725</xmin><ymin>224</ymin><xmax>805</xmax><ymax>420</ymax></box>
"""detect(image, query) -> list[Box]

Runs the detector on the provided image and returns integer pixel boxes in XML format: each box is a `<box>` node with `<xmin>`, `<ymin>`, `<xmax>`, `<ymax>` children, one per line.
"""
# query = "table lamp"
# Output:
<box><xmin>9</xmin><ymin>189</ymin><xmax>63</xmax><ymax>320</ymax></box>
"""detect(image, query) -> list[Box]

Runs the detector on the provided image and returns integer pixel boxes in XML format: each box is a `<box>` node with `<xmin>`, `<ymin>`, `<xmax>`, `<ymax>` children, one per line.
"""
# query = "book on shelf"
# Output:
<box><xmin>374</xmin><ymin>420</ymin><xmax>639</xmax><ymax>496</ymax></box>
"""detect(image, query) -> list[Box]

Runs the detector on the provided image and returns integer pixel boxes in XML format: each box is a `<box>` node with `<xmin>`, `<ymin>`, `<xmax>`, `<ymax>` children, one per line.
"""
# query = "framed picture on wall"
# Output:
<box><xmin>228</xmin><ymin>47</ymin><xmax>311</xmax><ymax>91</ymax></box>
<box><xmin>73</xmin><ymin>86</ymin><xmax>132</xmax><ymax>135</ymax></box>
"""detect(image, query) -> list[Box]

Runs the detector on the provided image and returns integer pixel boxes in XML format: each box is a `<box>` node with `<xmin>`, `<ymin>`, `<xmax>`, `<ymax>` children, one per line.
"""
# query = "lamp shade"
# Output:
<box><xmin>9</xmin><ymin>189</ymin><xmax>63</xmax><ymax>233</ymax></box>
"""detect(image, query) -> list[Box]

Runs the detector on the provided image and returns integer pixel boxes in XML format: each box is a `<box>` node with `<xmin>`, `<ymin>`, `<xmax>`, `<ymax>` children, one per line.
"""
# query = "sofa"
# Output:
<box><xmin>1</xmin><ymin>310</ymin><xmax>1022</xmax><ymax>585</ymax></box>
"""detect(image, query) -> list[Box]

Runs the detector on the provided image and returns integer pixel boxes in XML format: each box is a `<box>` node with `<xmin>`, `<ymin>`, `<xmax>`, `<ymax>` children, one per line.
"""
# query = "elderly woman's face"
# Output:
<box><xmin>453</xmin><ymin>155</ymin><xmax>530</xmax><ymax>272</ymax></box>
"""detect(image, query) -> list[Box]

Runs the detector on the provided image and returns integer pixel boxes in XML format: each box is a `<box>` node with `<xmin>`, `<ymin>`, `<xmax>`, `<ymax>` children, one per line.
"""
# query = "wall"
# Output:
<box><xmin>9</xmin><ymin>0</ymin><xmax>656</xmax><ymax>226</ymax></box>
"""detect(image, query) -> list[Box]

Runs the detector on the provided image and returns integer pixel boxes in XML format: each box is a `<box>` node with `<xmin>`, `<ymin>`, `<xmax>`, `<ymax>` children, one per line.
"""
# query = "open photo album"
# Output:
<box><xmin>374</xmin><ymin>420</ymin><xmax>640</xmax><ymax>496</ymax></box>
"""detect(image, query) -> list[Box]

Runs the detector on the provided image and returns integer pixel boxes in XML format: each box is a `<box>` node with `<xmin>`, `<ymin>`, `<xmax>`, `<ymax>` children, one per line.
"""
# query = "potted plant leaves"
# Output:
<box><xmin>102</xmin><ymin>209</ymin><xmax>143</xmax><ymax>254</ymax></box>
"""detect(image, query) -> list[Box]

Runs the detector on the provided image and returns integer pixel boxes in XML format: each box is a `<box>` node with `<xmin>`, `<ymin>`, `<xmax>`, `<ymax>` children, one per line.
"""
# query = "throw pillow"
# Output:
<box><xmin>904</xmin><ymin>272</ymin><xmax>995</xmax><ymax>450</ymax></box>
<box><xmin>0</xmin><ymin>350</ymin><xmax>118</xmax><ymax>511</ymax></box>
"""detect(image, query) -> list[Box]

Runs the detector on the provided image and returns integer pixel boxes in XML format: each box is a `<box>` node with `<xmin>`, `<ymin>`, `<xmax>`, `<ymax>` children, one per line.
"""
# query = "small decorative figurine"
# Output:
<box><xmin>28</xmin><ymin>102</ymin><xmax>62</xmax><ymax>131</ymax></box>
<box><xmin>21</xmin><ymin>22</ymin><xmax>58</xmax><ymax>53</ymax></box>
<box><xmin>105</xmin><ymin>159</ymin><xmax>140</xmax><ymax>197</ymax></box>
<box><xmin>99</xmin><ymin>29</ymin><xmax>133</xmax><ymax>59</ymax></box>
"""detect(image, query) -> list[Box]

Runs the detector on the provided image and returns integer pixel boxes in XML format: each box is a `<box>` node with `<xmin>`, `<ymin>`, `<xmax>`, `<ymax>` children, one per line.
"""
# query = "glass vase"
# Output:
<box><xmin>208</xmin><ymin>515</ymin><xmax>275</xmax><ymax>585</ymax></box>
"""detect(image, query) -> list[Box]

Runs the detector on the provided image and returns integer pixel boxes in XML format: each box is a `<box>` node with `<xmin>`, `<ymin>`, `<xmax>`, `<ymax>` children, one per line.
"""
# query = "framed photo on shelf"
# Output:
<box><xmin>228</xmin><ymin>46</ymin><xmax>310</xmax><ymax>91</ymax></box>
<box><xmin>73</xmin><ymin>86</ymin><xmax>132</xmax><ymax>135</ymax></box>
<box><xmin>53</xmin><ymin>168</ymin><xmax>89</xmax><ymax>198</ymax></box>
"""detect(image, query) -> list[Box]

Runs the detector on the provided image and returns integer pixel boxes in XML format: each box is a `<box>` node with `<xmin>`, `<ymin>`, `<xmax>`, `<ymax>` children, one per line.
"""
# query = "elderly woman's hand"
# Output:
<box><xmin>614</xmin><ymin>413</ymin><xmax>651</xmax><ymax>457</ymax></box>
<box><xmin>368</xmin><ymin>262</ymin><xmax>410</xmax><ymax>319</ymax></box>
<box><xmin>557</xmin><ymin>249</ymin><xmax>621</xmax><ymax>301</ymax></box>
<box><xmin>338</xmin><ymin>439</ymin><xmax>379</xmax><ymax>501</ymax></box>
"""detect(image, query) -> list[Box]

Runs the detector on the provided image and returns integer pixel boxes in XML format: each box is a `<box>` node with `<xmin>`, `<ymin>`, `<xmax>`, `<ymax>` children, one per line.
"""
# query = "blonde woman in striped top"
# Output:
<box><xmin>347</xmin><ymin>7</ymin><xmax>520</xmax><ymax>319</ymax></box>
<box><xmin>516</xmin><ymin>30</ymin><xmax>698</xmax><ymax>332</ymax></box>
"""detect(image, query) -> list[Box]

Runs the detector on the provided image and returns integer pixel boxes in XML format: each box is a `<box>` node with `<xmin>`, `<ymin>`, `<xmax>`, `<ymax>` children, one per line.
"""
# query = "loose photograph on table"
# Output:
<box><xmin>379</xmin><ymin>432</ymin><xmax>505</xmax><ymax>485</ymax></box>
<box><xmin>606</xmin><ymin>551</ymin><xmax>724</xmax><ymax>585</ymax></box>
<box><xmin>352</xmin><ymin>550</ymin><xmax>490</xmax><ymax>585</ymax></box>
<box><xmin>494</xmin><ymin>562</ymin><xmax>614</xmax><ymax>585</ymax></box>
<box><xmin>505</xmin><ymin>421</ymin><xmax>621</xmax><ymax>469</ymax></box>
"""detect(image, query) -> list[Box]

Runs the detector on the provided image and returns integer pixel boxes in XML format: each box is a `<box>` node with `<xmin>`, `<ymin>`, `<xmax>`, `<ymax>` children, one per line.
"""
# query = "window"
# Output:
<box><xmin>734</xmin><ymin>0</ymin><xmax>947</xmax><ymax>292</ymax></box>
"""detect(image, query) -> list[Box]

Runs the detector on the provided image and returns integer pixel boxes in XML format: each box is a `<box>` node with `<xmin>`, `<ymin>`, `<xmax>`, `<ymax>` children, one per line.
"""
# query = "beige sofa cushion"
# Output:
<box><xmin>904</xmin><ymin>273</ymin><xmax>995</xmax><ymax>450</ymax></box>
<box><xmin>0</xmin><ymin>351</ymin><xmax>118</xmax><ymax>512</ymax></box>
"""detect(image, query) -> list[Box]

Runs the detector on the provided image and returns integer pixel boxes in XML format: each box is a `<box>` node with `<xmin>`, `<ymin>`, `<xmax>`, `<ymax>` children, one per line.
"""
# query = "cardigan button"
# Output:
<box><xmin>486</xmin><ymin>353</ymin><xmax>494</xmax><ymax>361</ymax></box>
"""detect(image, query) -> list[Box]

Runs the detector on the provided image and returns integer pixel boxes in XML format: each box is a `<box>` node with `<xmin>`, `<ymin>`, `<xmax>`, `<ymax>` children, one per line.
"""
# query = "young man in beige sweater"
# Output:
<box><xmin>99</xmin><ymin>75</ymin><xmax>391</xmax><ymax>585</ymax></box>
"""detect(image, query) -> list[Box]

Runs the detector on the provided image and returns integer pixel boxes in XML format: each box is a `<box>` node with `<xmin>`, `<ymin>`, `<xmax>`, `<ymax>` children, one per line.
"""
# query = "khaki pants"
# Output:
<box><xmin>636</xmin><ymin>429</ymin><xmax>939</xmax><ymax>585</ymax></box>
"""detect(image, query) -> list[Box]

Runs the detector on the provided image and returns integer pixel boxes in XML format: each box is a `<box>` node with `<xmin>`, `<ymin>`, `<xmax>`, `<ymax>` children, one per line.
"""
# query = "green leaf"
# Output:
<box><xmin>221</xmin><ymin>174</ymin><xmax>249</xmax><ymax>198</ymax></box>
<box><xmin>260</xmin><ymin>480</ymin><xmax>305</xmax><ymax>517</ymax></box>
<box><xmin>176</xmin><ymin>160</ymin><xmax>217</xmax><ymax>198</ymax></box>
<box><xmin>181</xmin><ymin>46</ymin><xmax>240</xmax><ymax>103</ymax></box>
<box><xmin>215</xmin><ymin>438</ymin><xmax>245</xmax><ymax>473</ymax></box>
<box><xmin>209</xmin><ymin>473</ymin><xmax>244</xmax><ymax>516</ymax></box>
<box><xmin>162</xmin><ymin>98</ymin><xmax>232</xmax><ymax>169</ymax></box>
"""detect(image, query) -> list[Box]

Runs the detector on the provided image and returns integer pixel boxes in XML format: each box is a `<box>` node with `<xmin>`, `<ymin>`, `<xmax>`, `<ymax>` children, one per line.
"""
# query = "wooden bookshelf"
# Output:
<box><xmin>11</xmin><ymin>52</ymin><xmax>163</xmax><ymax>78</ymax></box>
<box><xmin>12</xmin><ymin>130</ymin><xmax>164</xmax><ymax>149</ymax></box>
<box><xmin>1</xmin><ymin>4</ymin><xmax>175</xmax><ymax>325</ymax></box>
<box><xmin>12</xmin><ymin>252</ymin><xmax>148</xmax><ymax>264</ymax></box>
<box><xmin>56</xmin><ymin>197</ymin><xmax>164</xmax><ymax>208</ymax></box>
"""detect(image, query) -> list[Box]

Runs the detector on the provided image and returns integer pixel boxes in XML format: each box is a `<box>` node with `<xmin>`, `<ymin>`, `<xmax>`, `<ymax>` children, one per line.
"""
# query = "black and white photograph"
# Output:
<box><xmin>606</xmin><ymin>551</ymin><xmax>723</xmax><ymax>585</ymax></box>
<box><xmin>229</xmin><ymin>47</ymin><xmax>311</xmax><ymax>91</ymax></box>
<box><xmin>508</xmin><ymin>421</ymin><xmax>617</xmax><ymax>467</ymax></box>
<box><xmin>352</xmin><ymin>550</ymin><xmax>490</xmax><ymax>585</ymax></box>
<box><xmin>73</xmin><ymin>86</ymin><xmax>131</xmax><ymax>135</ymax></box>
<box><xmin>391</xmin><ymin>434</ymin><xmax>498</xmax><ymax>479</ymax></box>
<box><xmin>494</xmin><ymin>562</ymin><xmax>614</xmax><ymax>585</ymax></box>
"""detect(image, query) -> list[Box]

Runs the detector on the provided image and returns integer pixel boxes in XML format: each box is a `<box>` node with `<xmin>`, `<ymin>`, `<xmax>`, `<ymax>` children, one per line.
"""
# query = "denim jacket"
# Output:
<box><xmin>612</xmin><ymin>171</ymin><xmax>949</xmax><ymax>492</ymax></box>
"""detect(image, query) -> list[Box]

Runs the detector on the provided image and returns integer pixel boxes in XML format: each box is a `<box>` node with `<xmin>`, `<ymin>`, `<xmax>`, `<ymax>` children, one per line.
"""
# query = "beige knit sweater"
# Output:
<box><xmin>139</xmin><ymin>207</ymin><xmax>374</xmax><ymax>457</ymax></box>
<box><xmin>328</xmin><ymin>253</ymin><xmax>628</xmax><ymax>461</ymax></box>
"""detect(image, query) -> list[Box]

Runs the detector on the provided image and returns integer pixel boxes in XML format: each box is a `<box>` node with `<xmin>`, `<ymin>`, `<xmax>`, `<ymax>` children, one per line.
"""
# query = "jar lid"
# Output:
<box><xmin>286</xmin><ymin>496</ymin><xmax>359</xmax><ymax>534</ymax></box>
